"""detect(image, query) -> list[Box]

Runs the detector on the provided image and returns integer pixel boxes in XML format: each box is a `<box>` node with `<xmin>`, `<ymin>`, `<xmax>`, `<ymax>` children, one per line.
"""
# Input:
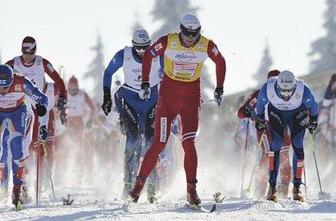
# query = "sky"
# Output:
<box><xmin>0</xmin><ymin>0</ymin><xmax>326</xmax><ymax>95</ymax></box>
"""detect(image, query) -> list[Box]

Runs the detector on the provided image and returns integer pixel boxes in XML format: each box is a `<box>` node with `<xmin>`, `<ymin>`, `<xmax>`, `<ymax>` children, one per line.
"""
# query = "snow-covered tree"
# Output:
<box><xmin>83</xmin><ymin>33</ymin><xmax>105</xmax><ymax>103</ymax></box>
<box><xmin>309</xmin><ymin>0</ymin><xmax>336</xmax><ymax>73</ymax></box>
<box><xmin>252</xmin><ymin>43</ymin><xmax>273</xmax><ymax>86</ymax></box>
<box><xmin>151</xmin><ymin>0</ymin><xmax>199</xmax><ymax>41</ymax></box>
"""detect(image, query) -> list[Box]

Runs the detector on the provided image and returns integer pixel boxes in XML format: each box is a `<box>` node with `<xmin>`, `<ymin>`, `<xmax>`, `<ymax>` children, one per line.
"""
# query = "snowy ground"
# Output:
<box><xmin>1</xmin><ymin>130</ymin><xmax>336</xmax><ymax>220</ymax></box>
<box><xmin>1</xmin><ymin>190</ymin><xmax>335</xmax><ymax>221</ymax></box>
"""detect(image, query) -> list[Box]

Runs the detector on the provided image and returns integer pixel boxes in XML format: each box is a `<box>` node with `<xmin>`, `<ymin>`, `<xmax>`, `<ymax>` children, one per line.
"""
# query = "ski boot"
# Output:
<box><xmin>128</xmin><ymin>177</ymin><xmax>145</xmax><ymax>203</ymax></box>
<box><xmin>266</xmin><ymin>185</ymin><xmax>277</xmax><ymax>202</ymax></box>
<box><xmin>292</xmin><ymin>185</ymin><xmax>304</xmax><ymax>202</ymax></box>
<box><xmin>187</xmin><ymin>181</ymin><xmax>201</xmax><ymax>206</ymax></box>
<box><xmin>12</xmin><ymin>184</ymin><xmax>22</xmax><ymax>210</ymax></box>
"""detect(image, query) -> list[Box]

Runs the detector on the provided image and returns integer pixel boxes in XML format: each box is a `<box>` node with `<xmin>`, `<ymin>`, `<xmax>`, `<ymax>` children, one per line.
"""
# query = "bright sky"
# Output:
<box><xmin>0</xmin><ymin>0</ymin><xmax>325</xmax><ymax>95</ymax></box>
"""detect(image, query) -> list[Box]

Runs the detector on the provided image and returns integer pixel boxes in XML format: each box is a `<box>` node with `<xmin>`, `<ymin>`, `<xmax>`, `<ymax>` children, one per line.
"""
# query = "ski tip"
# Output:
<box><xmin>210</xmin><ymin>204</ymin><xmax>216</xmax><ymax>213</ymax></box>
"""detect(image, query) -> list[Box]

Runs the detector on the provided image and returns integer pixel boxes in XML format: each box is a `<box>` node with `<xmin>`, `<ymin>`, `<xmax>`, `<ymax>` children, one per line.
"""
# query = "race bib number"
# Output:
<box><xmin>172</xmin><ymin>62</ymin><xmax>197</xmax><ymax>77</ymax></box>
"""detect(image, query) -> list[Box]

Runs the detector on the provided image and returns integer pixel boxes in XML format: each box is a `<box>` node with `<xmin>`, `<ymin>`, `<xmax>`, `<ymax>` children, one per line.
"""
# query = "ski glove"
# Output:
<box><xmin>139</xmin><ymin>82</ymin><xmax>151</xmax><ymax>100</ymax></box>
<box><xmin>255</xmin><ymin>117</ymin><xmax>267</xmax><ymax>132</ymax></box>
<box><xmin>56</xmin><ymin>96</ymin><xmax>67</xmax><ymax>111</ymax></box>
<box><xmin>60</xmin><ymin>109</ymin><xmax>67</xmax><ymax>126</ymax></box>
<box><xmin>39</xmin><ymin>125</ymin><xmax>48</xmax><ymax>141</ymax></box>
<box><xmin>102</xmin><ymin>87</ymin><xmax>112</xmax><ymax>116</ymax></box>
<box><xmin>307</xmin><ymin>115</ymin><xmax>318</xmax><ymax>134</ymax></box>
<box><xmin>214</xmin><ymin>86</ymin><xmax>224</xmax><ymax>106</ymax></box>
<box><xmin>35</xmin><ymin>103</ymin><xmax>47</xmax><ymax>117</ymax></box>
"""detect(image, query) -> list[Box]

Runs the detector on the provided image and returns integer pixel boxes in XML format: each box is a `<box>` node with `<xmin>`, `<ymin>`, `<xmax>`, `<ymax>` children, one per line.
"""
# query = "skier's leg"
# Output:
<box><xmin>121</xmin><ymin>99</ymin><xmax>140</xmax><ymax>199</ymax></box>
<box><xmin>180</xmin><ymin>98</ymin><xmax>201</xmax><ymax>205</ymax></box>
<box><xmin>266</xmin><ymin>105</ymin><xmax>286</xmax><ymax>200</ymax></box>
<box><xmin>289</xmin><ymin>106</ymin><xmax>308</xmax><ymax>201</ymax></box>
<box><xmin>129</xmin><ymin>94</ymin><xmax>177</xmax><ymax>202</ymax></box>
<box><xmin>0</xmin><ymin>124</ymin><xmax>10</xmax><ymax>198</ymax></box>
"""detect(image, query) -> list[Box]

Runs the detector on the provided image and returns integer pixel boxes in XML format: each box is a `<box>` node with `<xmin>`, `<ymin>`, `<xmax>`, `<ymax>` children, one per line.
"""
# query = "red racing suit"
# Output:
<box><xmin>137</xmin><ymin>33</ymin><xmax>226</xmax><ymax>183</ymax></box>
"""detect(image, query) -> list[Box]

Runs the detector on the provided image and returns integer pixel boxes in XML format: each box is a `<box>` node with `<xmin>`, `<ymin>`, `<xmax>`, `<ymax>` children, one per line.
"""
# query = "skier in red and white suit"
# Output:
<box><xmin>6</xmin><ymin>36</ymin><xmax>67</xmax><ymax>152</ymax></box>
<box><xmin>237</xmin><ymin>70</ymin><xmax>291</xmax><ymax>197</ymax></box>
<box><xmin>129</xmin><ymin>14</ymin><xmax>226</xmax><ymax>206</ymax></box>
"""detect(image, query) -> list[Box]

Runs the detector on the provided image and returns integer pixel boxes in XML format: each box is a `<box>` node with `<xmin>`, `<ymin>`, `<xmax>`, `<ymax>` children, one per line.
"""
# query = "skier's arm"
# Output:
<box><xmin>142</xmin><ymin>36</ymin><xmax>168</xmax><ymax>83</ymax></box>
<box><xmin>303</xmin><ymin>85</ymin><xmax>319</xmax><ymax>117</ymax></box>
<box><xmin>103</xmin><ymin>49</ymin><xmax>124</xmax><ymax>90</ymax></box>
<box><xmin>43</xmin><ymin>58</ymin><xmax>67</xmax><ymax>99</ymax></box>
<box><xmin>256</xmin><ymin>83</ymin><xmax>269</xmax><ymax>119</ymax></box>
<box><xmin>237</xmin><ymin>89</ymin><xmax>259</xmax><ymax>119</ymax></box>
<box><xmin>23</xmin><ymin>77</ymin><xmax>48</xmax><ymax>107</ymax></box>
<box><xmin>207</xmin><ymin>40</ymin><xmax>226</xmax><ymax>88</ymax></box>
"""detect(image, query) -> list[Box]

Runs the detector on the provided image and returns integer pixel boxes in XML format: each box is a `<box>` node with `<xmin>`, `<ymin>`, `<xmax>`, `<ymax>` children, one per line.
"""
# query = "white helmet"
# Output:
<box><xmin>132</xmin><ymin>29</ymin><xmax>151</xmax><ymax>47</ymax></box>
<box><xmin>277</xmin><ymin>70</ymin><xmax>296</xmax><ymax>100</ymax></box>
<box><xmin>180</xmin><ymin>13</ymin><xmax>201</xmax><ymax>37</ymax></box>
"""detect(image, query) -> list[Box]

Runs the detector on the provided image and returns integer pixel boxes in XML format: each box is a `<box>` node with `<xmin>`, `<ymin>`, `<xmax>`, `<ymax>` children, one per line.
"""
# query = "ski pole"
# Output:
<box><xmin>41</xmin><ymin>141</ymin><xmax>56</xmax><ymax>202</ymax></box>
<box><xmin>240</xmin><ymin>119</ymin><xmax>250</xmax><ymax>197</ymax></box>
<box><xmin>246</xmin><ymin>135</ymin><xmax>264</xmax><ymax>192</ymax></box>
<box><xmin>308</xmin><ymin>133</ymin><xmax>323</xmax><ymax>194</ymax></box>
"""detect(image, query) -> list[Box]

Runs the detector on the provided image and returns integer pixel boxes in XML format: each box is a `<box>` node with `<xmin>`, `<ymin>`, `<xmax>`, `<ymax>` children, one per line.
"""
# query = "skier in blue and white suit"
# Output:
<box><xmin>0</xmin><ymin>65</ymin><xmax>48</xmax><ymax>207</ymax></box>
<box><xmin>102</xmin><ymin>29</ymin><xmax>162</xmax><ymax>201</ymax></box>
<box><xmin>255</xmin><ymin>70</ymin><xmax>318</xmax><ymax>202</ymax></box>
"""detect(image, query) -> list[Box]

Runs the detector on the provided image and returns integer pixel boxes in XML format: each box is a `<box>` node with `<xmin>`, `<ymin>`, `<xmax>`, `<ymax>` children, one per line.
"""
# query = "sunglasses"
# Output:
<box><xmin>134</xmin><ymin>45</ymin><xmax>149</xmax><ymax>51</ymax></box>
<box><xmin>22</xmin><ymin>51</ymin><xmax>35</xmax><ymax>55</ymax></box>
<box><xmin>181</xmin><ymin>27</ymin><xmax>201</xmax><ymax>37</ymax></box>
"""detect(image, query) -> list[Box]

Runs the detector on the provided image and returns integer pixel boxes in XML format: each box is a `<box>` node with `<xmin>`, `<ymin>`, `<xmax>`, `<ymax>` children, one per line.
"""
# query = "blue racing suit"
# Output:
<box><xmin>256</xmin><ymin>78</ymin><xmax>318</xmax><ymax>187</ymax></box>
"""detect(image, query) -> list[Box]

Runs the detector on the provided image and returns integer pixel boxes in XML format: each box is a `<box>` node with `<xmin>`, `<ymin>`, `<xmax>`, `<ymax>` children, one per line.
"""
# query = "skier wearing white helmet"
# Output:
<box><xmin>256</xmin><ymin>70</ymin><xmax>319</xmax><ymax>202</ymax></box>
<box><xmin>128</xmin><ymin>13</ymin><xmax>226</xmax><ymax>207</ymax></box>
<box><xmin>102</xmin><ymin>28</ymin><xmax>162</xmax><ymax>202</ymax></box>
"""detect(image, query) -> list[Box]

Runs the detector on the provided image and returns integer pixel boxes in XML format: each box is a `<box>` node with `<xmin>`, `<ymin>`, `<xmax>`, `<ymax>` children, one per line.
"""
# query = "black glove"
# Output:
<box><xmin>39</xmin><ymin>125</ymin><xmax>48</xmax><ymax>140</ymax></box>
<box><xmin>56</xmin><ymin>96</ymin><xmax>67</xmax><ymax>111</ymax></box>
<box><xmin>60</xmin><ymin>109</ymin><xmax>67</xmax><ymax>125</ymax></box>
<box><xmin>307</xmin><ymin>115</ymin><xmax>318</xmax><ymax>134</ymax></box>
<box><xmin>139</xmin><ymin>82</ymin><xmax>151</xmax><ymax>100</ymax></box>
<box><xmin>255</xmin><ymin>117</ymin><xmax>267</xmax><ymax>132</ymax></box>
<box><xmin>102</xmin><ymin>87</ymin><xmax>112</xmax><ymax>116</ymax></box>
<box><xmin>35</xmin><ymin>103</ymin><xmax>47</xmax><ymax>116</ymax></box>
<box><xmin>214</xmin><ymin>86</ymin><xmax>224</xmax><ymax>106</ymax></box>
<box><xmin>243</xmin><ymin>105</ymin><xmax>253</xmax><ymax>118</ymax></box>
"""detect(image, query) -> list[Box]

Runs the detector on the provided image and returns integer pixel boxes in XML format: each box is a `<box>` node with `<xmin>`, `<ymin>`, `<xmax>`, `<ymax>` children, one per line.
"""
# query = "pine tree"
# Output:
<box><xmin>83</xmin><ymin>33</ymin><xmax>105</xmax><ymax>103</ymax></box>
<box><xmin>151</xmin><ymin>0</ymin><xmax>199</xmax><ymax>41</ymax></box>
<box><xmin>309</xmin><ymin>0</ymin><xmax>336</xmax><ymax>73</ymax></box>
<box><xmin>252</xmin><ymin>43</ymin><xmax>273</xmax><ymax>86</ymax></box>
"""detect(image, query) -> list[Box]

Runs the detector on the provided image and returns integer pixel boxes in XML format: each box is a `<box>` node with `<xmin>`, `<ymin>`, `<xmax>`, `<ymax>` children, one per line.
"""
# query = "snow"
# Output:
<box><xmin>1</xmin><ymin>193</ymin><xmax>335</xmax><ymax>221</ymax></box>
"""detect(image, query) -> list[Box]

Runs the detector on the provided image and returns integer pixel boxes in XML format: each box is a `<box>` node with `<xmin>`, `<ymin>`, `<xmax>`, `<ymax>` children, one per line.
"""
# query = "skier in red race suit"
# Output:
<box><xmin>237</xmin><ymin>70</ymin><xmax>291</xmax><ymax>198</ymax></box>
<box><xmin>128</xmin><ymin>13</ymin><xmax>226</xmax><ymax>206</ymax></box>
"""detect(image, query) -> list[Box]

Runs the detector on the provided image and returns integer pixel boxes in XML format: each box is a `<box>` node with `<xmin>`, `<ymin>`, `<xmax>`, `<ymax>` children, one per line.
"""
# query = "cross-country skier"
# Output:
<box><xmin>6</xmin><ymin>36</ymin><xmax>67</xmax><ymax>151</ymax></box>
<box><xmin>128</xmin><ymin>13</ymin><xmax>226</xmax><ymax>206</ymax></box>
<box><xmin>0</xmin><ymin>65</ymin><xmax>48</xmax><ymax>209</ymax></box>
<box><xmin>256</xmin><ymin>70</ymin><xmax>319</xmax><ymax>202</ymax></box>
<box><xmin>102</xmin><ymin>29</ymin><xmax>162</xmax><ymax>202</ymax></box>
<box><xmin>237</xmin><ymin>70</ymin><xmax>291</xmax><ymax>198</ymax></box>
<box><xmin>5</xmin><ymin>36</ymin><xmax>67</xmax><ymax>201</ymax></box>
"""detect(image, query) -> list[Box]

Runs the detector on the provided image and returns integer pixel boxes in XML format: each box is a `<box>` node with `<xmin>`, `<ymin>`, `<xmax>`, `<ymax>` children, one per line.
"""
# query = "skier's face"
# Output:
<box><xmin>180</xmin><ymin>32</ymin><xmax>199</xmax><ymax>48</ymax></box>
<box><xmin>68</xmin><ymin>82</ymin><xmax>79</xmax><ymax>95</ymax></box>
<box><xmin>134</xmin><ymin>44</ymin><xmax>149</xmax><ymax>57</ymax></box>
<box><xmin>22</xmin><ymin>51</ymin><xmax>36</xmax><ymax>64</ymax></box>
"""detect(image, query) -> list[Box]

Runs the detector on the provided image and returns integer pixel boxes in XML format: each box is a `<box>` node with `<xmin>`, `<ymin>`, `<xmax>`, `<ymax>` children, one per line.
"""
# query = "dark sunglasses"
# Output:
<box><xmin>134</xmin><ymin>45</ymin><xmax>149</xmax><ymax>51</ymax></box>
<box><xmin>181</xmin><ymin>27</ymin><xmax>201</xmax><ymax>37</ymax></box>
<box><xmin>22</xmin><ymin>51</ymin><xmax>35</xmax><ymax>55</ymax></box>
